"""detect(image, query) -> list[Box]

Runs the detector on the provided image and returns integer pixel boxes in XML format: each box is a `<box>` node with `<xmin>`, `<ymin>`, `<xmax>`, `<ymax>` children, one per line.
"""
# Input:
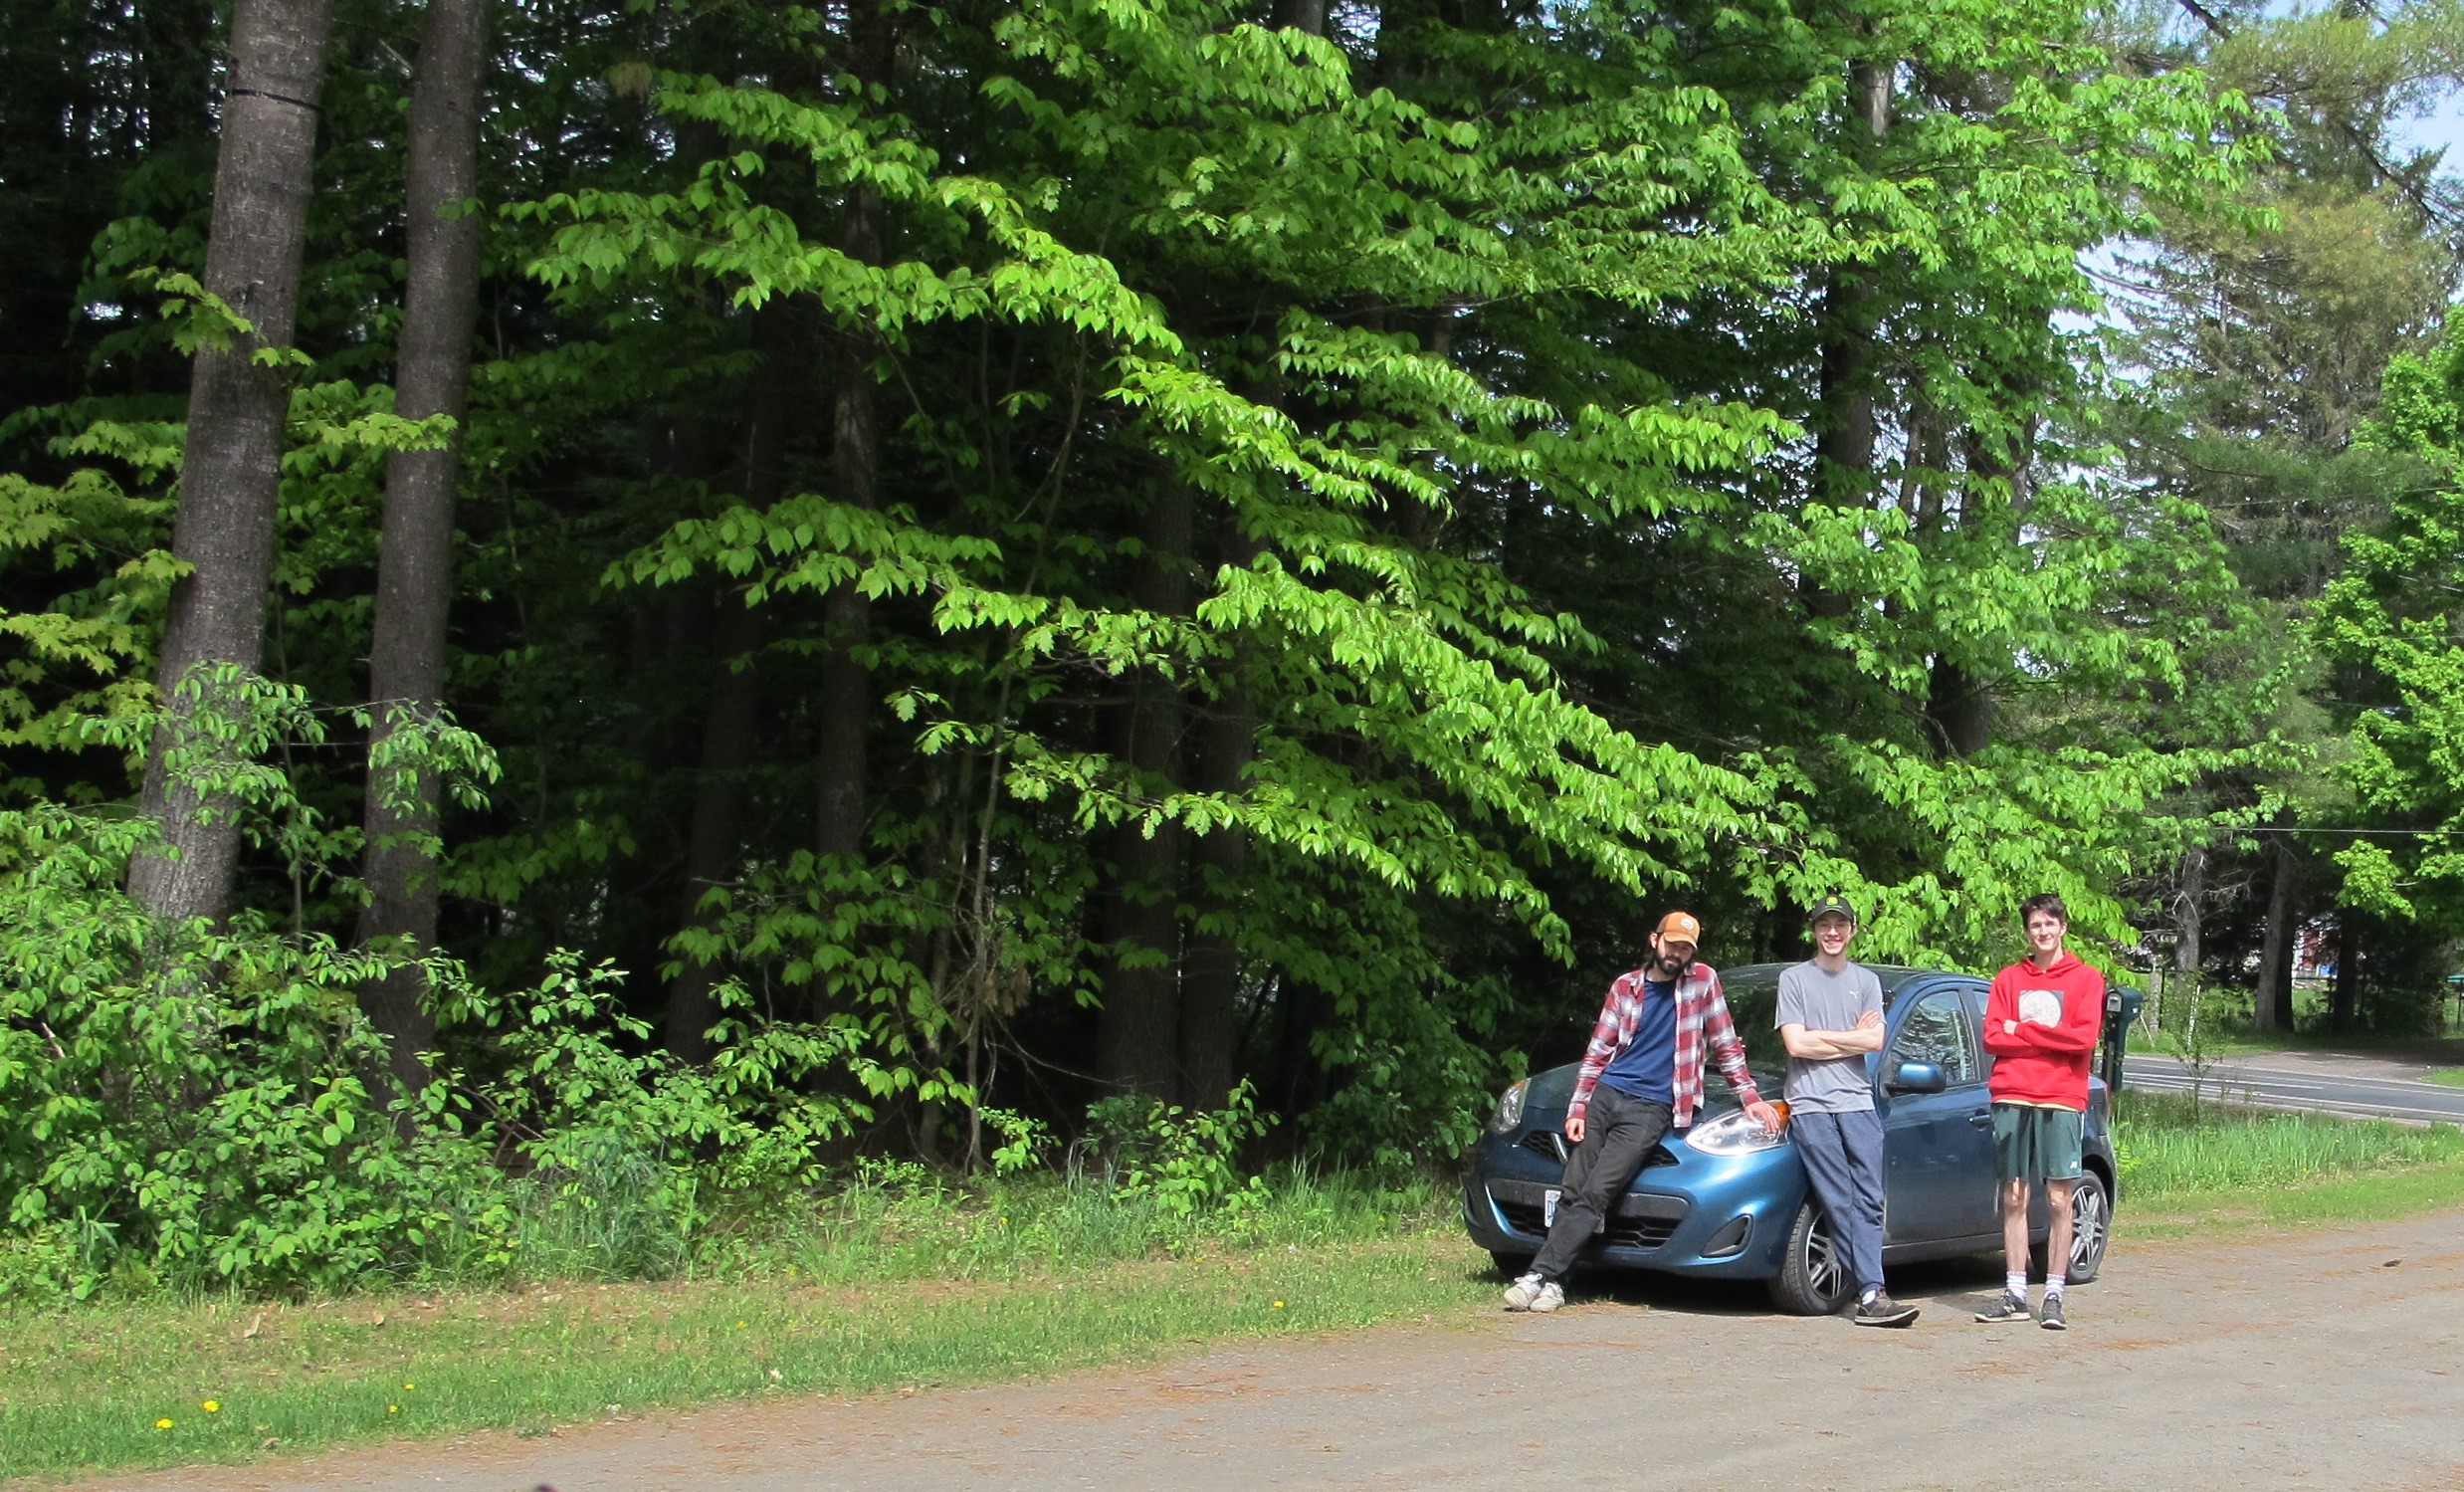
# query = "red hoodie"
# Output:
<box><xmin>1981</xmin><ymin>950</ymin><xmax>2105</xmax><ymax>1110</ymax></box>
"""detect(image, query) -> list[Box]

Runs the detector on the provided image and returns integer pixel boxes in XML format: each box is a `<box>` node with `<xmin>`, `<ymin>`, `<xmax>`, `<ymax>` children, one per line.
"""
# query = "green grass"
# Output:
<box><xmin>0</xmin><ymin>1232</ymin><xmax>1490</xmax><ymax>1484</ymax></box>
<box><xmin>0</xmin><ymin>1170</ymin><xmax>1488</xmax><ymax>1485</ymax></box>
<box><xmin>2114</xmin><ymin>1090</ymin><xmax>2464</xmax><ymax>1204</ymax></box>
<box><xmin>2427</xmin><ymin>1067</ymin><xmax>2464</xmax><ymax>1089</ymax></box>
<box><xmin>2120</xmin><ymin>1161</ymin><xmax>2464</xmax><ymax>1236</ymax></box>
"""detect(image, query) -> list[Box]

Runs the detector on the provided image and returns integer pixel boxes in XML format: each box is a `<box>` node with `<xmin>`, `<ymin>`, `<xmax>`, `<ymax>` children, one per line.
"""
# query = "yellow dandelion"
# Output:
<box><xmin>402</xmin><ymin>1382</ymin><xmax>415</xmax><ymax>1390</ymax></box>
<box><xmin>387</xmin><ymin>1404</ymin><xmax>399</xmax><ymax>1414</ymax></box>
<box><xmin>1272</xmin><ymin>1300</ymin><xmax>1286</xmax><ymax>1309</ymax></box>
<box><xmin>734</xmin><ymin>1321</ymin><xmax>746</xmax><ymax>1329</ymax></box>
<box><xmin>155</xmin><ymin>1418</ymin><xmax>174</xmax><ymax>1430</ymax></box>
<box><xmin>202</xmin><ymin>1400</ymin><xmax>221</xmax><ymax>1413</ymax></box>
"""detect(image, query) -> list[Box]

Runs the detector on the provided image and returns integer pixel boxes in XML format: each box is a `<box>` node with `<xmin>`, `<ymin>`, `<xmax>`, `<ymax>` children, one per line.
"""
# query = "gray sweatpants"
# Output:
<box><xmin>1790</xmin><ymin>1107</ymin><xmax>1886</xmax><ymax>1298</ymax></box>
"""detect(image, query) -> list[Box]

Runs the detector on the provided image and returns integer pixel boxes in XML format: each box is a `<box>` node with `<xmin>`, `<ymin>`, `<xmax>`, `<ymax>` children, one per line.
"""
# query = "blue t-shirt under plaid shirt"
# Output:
<box><xmin>1598</xmin><ymin>978</ymin><xmax>1678</xmax><ymax>1105</ymax></box>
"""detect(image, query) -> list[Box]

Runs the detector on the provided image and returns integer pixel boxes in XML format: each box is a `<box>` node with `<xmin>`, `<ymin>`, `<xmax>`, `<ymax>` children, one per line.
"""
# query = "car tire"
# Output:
<box><xmin>1766</xmin><ymin>1200</ymin><xmax>1853</xmax><ymax>1316</ymax></box>
<box><xmin>2063</xmin><ymin>1168</ymin><xmax>2111</xmax><ymax>1284</ymax></box>
<box><xmin>2029</xmin><ymin>1167</ymin><xmax>2112</xmax><ymax>1284</ymax></box>
<box><xmin>1491</xmin><ymin>1250</ymin><xmax>1534</xmax><ymax>1279</ymax></box>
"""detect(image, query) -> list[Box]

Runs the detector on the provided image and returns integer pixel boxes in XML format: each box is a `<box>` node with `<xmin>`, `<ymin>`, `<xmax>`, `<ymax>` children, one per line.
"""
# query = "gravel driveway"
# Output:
<box><xmin>115</xmin><ymin>1205</ymin><xmax>2464</xmax><ymax>1492</ymax></box>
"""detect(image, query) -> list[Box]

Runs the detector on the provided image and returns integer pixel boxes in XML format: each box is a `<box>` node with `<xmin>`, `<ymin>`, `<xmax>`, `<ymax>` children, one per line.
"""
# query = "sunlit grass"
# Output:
<box><xmin>0</xmin><ymin>1171</ymin><xmax>1479</xmax><ymax>1484</ymax></box>
<box><xmin>2114</xmin><ymin>1090</ymin><xmax>2464</xmax><ymax>1201</ymax></box>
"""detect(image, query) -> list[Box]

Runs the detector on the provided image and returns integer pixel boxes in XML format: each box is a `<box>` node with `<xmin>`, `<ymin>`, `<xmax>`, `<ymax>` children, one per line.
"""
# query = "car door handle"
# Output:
<box><xmin>1967</xmin><ymin>1113</ymin><xmax>1993</xmax><ymax>1126</ymax></box>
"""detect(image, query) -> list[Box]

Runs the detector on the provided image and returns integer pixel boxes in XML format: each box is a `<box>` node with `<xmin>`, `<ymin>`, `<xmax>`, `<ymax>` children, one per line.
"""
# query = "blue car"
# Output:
<box><xmin>1461</xmin><ymin>963</ymin><xmax>2120</xmax><ymax>1313</ymax></box>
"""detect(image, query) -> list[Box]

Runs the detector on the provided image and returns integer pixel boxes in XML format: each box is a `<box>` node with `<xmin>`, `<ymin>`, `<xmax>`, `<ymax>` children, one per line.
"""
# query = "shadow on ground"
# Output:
<box><xmin>1464</xmin><ymin>1250</ymin><xmax>2022</xmax><ymax>1318</ymax></box>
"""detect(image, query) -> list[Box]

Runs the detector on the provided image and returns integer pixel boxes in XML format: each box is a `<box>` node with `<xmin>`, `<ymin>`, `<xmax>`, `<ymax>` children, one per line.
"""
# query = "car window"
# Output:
<box><xmin>1717</xmin><ymin>973</ymin><xmax>1787</xmax><ymax>1070</ymax></box>
<box><xmin>1888</xmin><ymin>987</ymin><xmax>1976</xmax><ymax>1085</ymax></box>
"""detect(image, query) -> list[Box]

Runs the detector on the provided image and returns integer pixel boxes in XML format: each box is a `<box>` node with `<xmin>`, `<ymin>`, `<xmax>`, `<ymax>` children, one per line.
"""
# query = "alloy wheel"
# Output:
<box><xmin>1805</xmin><ymin>1211</ymin><xmax>1843</xmax><ymax>1301</ymax></box>
<box><xmin>2071</xmin><ymin>1174</ymin><xmax>2109</xmax><ymax>1277</ymax></box>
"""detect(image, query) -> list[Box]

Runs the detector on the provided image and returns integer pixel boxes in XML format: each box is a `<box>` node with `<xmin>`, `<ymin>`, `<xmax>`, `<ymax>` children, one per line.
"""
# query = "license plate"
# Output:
<box><xmin>1543</xmin><ymin>1188</ymin><xmax>1561</xmax><ymax>1227</ymax></box>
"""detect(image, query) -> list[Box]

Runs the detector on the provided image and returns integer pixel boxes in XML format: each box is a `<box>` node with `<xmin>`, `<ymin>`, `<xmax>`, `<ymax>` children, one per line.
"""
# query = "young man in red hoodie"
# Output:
<box><xmin>1974</xmin><ymin>893</ymin><xmax>2105</xmax><ymax>1330</ymax></box>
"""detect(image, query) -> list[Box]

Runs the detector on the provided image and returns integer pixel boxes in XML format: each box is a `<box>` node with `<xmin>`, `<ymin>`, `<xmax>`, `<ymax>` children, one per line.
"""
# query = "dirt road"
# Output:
<box><xmin>122</xmin><ymin>1207</ymin><xmax>2464</xmax><ymax>1492</ymax></box>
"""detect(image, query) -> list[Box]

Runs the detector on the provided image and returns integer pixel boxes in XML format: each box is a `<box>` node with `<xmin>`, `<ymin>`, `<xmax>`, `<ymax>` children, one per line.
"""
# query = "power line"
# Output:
<box><xmin>2256</xmin><ymin>827</ymin><xmax>2459</xmax><ymax>836</ymax></box>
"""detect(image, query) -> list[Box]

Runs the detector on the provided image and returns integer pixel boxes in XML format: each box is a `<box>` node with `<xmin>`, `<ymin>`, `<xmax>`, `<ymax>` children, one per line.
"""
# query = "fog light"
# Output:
<box><xmin>1703</xmin><ymin>1214</ymin><xmax>1751</xmax><ymax>1258</ymax></box>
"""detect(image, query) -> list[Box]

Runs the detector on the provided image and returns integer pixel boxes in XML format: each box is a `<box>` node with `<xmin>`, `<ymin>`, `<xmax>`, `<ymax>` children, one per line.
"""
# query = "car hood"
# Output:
<box><xmin>1523</xmin><ymin>1059</ymin><xmax>1788</xmax><ymax>1116</ymax></box>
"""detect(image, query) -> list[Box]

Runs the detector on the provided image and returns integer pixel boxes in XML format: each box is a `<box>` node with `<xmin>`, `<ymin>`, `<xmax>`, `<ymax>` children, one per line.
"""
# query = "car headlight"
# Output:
<box><xmin>1490</xmin><ymin>1079</ymin><xmax>1529</xmax><ymax>1135</ymax></box>
<box><xmin>1686</xmin><ymin>1104</ymin><xmax>1789</xmax><ymax>1156</ymax></box>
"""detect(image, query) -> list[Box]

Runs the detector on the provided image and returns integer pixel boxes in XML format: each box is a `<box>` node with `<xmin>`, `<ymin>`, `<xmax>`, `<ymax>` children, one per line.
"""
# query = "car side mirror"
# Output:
<box><xmin>1886</xmin><ymin>1060</ymin><xmax>1948</xmax><ymax>1095</ymax></box>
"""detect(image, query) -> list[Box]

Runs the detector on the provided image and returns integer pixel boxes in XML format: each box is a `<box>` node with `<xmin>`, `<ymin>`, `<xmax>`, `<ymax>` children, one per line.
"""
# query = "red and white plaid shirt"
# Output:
<box><xmin>1568</xmin><ymin>961</ymin><xmax>1761</xmax><ymax>1129</ymax></box>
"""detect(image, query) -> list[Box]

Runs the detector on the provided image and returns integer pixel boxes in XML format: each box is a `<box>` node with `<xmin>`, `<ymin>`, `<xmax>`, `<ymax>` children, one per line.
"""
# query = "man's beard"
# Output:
<box><xmin>1654</xmin><ymin>952</ymin><xmax>1689</xmax><ymax>977</ymax></box>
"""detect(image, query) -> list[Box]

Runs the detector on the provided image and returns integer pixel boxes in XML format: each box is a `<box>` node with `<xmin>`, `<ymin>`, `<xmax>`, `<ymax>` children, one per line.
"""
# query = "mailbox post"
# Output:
<box><xmin>2101</xmin><ymin>984</ymin><xmax>2146</xmax><ymax>1097</ymax></box>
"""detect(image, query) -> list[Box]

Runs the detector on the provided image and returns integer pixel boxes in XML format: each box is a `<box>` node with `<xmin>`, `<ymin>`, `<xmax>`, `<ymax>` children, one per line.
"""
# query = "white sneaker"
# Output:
<box><xmin>1529</xmin><ymin>1280</ymin><xmax>1566</xmax><ymax>1313</ymax></box>
<box><xmin>1503</xmin><ymin>1273</ymin><xmax>1547</xmax><ymax>1311</ymax></box>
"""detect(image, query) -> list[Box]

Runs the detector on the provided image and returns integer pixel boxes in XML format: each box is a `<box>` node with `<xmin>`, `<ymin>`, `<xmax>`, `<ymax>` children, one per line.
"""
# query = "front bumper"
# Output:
<box><xmin>1461</xmin><ymin>1112</ymin><xmax>1808</xmax><ymax>1280</ymax></box>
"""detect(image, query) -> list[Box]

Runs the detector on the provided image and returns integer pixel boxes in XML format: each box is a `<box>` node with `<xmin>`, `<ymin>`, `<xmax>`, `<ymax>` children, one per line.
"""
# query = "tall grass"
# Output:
<box><xmin>2114</xmin><ymin>1091</ymin><xmax>2464</xmax><ymax>1202</ymax></box>
<box><xmin>733</xmin><ymin>1160</ymin><xmax>1449</xmax><ymax>1287</ymax></box>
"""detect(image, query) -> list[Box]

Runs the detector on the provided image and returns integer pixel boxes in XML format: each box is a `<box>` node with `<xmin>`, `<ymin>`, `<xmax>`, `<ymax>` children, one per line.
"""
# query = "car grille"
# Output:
<box><xmin>1495</xmin><ymin>1200</ymin><xmax>1681</xmax><ymax>1251</ymax></box>
<box><xmin>1518</xmin><ymin>1130</ymin><xmax>1678</xmax><ymax>1169</ymax></box>
<box><xmin>1485</xmin><ymin>1178</ymin><xmax>1690</xmax><ymax>1253</ymax></box>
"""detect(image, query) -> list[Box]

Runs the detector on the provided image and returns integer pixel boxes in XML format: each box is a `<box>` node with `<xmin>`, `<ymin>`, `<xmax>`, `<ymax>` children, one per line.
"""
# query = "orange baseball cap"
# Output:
<box><xmin>1655</xmin><ymin>911</ymin><xmax>1703</xmax><ymax>946</ymax></box>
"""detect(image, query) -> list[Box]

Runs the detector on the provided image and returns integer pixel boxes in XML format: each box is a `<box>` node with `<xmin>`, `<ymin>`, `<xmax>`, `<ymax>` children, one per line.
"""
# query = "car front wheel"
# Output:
<box><xmin>1766</xmin><ymin>1200</ymin><xmax>1853</xmax><ymax>1316</ymax></box>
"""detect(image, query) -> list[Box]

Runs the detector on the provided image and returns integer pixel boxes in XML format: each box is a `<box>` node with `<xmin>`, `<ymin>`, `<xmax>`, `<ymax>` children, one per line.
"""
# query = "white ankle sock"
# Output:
<box><xmin>1860</xmin><ymin>1287</ymin><xmax>1880</xmax><ymax>1306</ymax></box>
<box><xmin>2006</xmin><ymin>1271</ymin><xmax>2027</xmax><ymax>1299</ymax></box>
<box><xmin>2045</xmin><ymin>1275</ymin><xmax>2066</xmax><ymax>1301</ymax></box>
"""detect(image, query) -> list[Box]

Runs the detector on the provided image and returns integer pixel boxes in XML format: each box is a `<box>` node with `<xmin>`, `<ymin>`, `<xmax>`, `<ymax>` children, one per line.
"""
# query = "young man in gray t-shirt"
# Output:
<box><xmin>1775</xmin><ymin>896</ymin><xmax>1917</xmax><ymax>1326</ymax></box>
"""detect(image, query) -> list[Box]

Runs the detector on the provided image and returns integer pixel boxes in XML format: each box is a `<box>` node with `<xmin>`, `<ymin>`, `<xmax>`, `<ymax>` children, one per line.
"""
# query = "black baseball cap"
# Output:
<box><xmin>1808</xmin><ymin>895</ymin><xmax>1858</xmax><ymax>926</ymax></box>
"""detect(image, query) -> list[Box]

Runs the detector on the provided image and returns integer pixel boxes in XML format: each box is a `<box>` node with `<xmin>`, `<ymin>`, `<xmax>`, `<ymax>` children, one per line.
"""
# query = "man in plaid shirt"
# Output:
<box><xmin>1505</xmin><ymin>910</ymin><xmax>1778</xmax><ymax>1313</ymax></box>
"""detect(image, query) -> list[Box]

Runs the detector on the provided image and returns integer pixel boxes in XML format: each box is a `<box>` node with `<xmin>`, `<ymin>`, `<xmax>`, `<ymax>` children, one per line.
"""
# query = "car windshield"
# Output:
<box><xmin>1719</xmin><ymin>973</ymin><xmax>1789</xmax><ymax>1069</ymax></box>
<box><xmin>1707</xmin><ymin>972</ymin><xmax>1789</xmax><ymax>1102</ymax></box>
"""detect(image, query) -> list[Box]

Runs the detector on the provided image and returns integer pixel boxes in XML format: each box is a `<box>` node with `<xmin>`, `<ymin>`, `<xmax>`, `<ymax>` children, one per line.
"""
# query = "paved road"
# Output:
<box><xmin>123</xmin><ymin>1207</ymin><xmax>2464</xmax><ymax>1492</ymax></box>
<box><xmin>2123</xmin><ymin>1050</ymin><xmax>2464</xmax><ymax>1126</ymax></box>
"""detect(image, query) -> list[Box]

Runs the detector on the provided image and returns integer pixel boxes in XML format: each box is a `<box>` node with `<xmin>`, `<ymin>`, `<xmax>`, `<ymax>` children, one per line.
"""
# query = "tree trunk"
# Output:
<box><xmin>1178</xmin><ymin>673</ymin><xmax>1252</xmax><ymax>1114</ymax></box>
<box><xmin>663</xmin><ymin>595</ymin><xmax>764</xmax><ymax>1058</ymax></box>
<box><xmin>2330</xmin><ymin>914</ymin><xmax>2361</xmax><ymax>1034</ymax></box>
<box><xmin>354</xmin><ymin>0</ymin><xmax>490</xmax><ymax>1100</ymax></box>
<box><xmin>815</xmin><ymin>0</ymin><xmax>895</xmax><ymax>862</ymax></box>
<box><xmin>1813</xmin><ymin>268</ymin><xmax>1876</xmax><ymax>512</ymax></box>
<box><xmin>664</xmin><ymin>317</ymin><xmax>791</xmax><ymax>1058</ymax></box>
<box><xmin>1810</xmin><ymin>59</ymin><xmax>1891</xmax><ymax>511</ymax></box>
<box><xmin>1803</xmin><ymin>53</ymin><xmax>1889</xmax><ymax>627</ymax></box>
<box><xmin>127</xmin><ymin>0</ymin><xmax>336</xmax><ymax>929</ymax></box>
<box><xmin>665</xmin><ymin>311</ymin><xmax>788</xmax><ymax>1060</ymax></box>
<box><xmin>2253</xmin><ymin>834</ymin><xmax>2299</xmax><ymax>1032</ymax></box>
<box><xmin>2172</xmin><ymin>841</ymin><xmax>2205</xmax><ymax>988</ymax></box>
<box><xmin>1273</xmin><ymin>0</ymin><xmax>1328</xmax><ymax>34</ymax></box>
<box><xmin>1095</xmin><ymin>480</ymin><xmax>1192</xmax><ymax>1099</ymax></box>
<box><xmin>1269</xmin><ymin>975</ymin><xmax>1334</xmax><ymax>1125</ymax></box>
<box><xmin>814</xmin><ymin>235</ymin><xmax>875</xmax><ymax>862</ymax></box>
<box><xmin>1925</xmin><ymin>656</ymin><xmax>1994</xmax><ymax>757</ymax></box>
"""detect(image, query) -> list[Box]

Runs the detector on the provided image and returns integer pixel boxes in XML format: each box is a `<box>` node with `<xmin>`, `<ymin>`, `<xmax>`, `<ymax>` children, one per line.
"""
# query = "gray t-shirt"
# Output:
<box><xmin>1774</xmin><ymin>959</ymin><xmax>1884</xmax><ymax>1113</ymax></box>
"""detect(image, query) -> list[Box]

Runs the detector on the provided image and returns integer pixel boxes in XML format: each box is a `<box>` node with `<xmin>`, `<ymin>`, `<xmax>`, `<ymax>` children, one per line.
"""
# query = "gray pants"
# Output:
<box><xmin>1791</xmin><ymin>1107</ymin><xmax>1886</xmax><ymax>1297</ymax></box>
<box><xmin>1530</xmin><ymin>1085</ymin><xmax>1674</xmax><ymax>1282</ymax></box>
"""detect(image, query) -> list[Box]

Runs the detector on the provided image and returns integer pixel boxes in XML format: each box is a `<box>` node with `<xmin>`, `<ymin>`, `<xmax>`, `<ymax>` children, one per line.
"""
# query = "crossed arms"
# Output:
<box><xmin>1779</xmin><ymin>1008</ymin><xmax>1885</xmax><ymax>1060</ymax></box>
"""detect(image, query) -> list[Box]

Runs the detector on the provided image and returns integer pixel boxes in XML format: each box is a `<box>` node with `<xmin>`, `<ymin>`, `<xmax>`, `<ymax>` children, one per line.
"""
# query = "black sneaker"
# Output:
<box><xmin>1973</xmin><ymin>1292</ymin><xmax>2031</xmax><ymax>1323</ymax></box>
<box><xmin>2039</xmin><ymin>1294</ymin><xmax>2067</xmax><ymax>1331</ymax></box>
<box><xmin>1853</xmin><ymin>1293</ymin><xmax>1920</xmax><ymax>1328</ymax></box>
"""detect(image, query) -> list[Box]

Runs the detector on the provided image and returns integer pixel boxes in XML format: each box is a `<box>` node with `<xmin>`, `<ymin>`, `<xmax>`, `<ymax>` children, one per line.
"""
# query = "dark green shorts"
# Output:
<box><xmin>1991</xmin><ymin>1102</ymin><xmax>2084</xmax><ymax>1183</ymax></box>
